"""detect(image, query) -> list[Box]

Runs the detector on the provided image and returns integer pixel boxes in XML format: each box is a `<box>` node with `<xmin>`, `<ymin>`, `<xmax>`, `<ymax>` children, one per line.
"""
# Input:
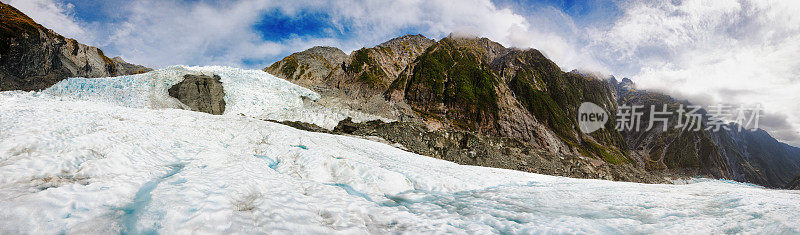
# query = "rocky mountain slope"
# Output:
<box><xmin>787</xmin><ymin>174</ymin><xmax>800</xmax><ymax>190</ymax></box>
<box><xmin>712</xmin><ymin>125</ymin><xmax>800</xmax><ymax>188</ymax></box>
<box><xmin>611</xmin><ymin>78</ymin><xmax>732</xmax><ymax>178</ymax></box>
<box><xmin>267</xmin><ymin>34</ymin><xmax>800</xmax><ymax>188</ymax></box>
<box><xmin>265</xmin><ymin>35</ymin><xmax>435</xmax><ymax>120</ymax></box>
<box><xmin>269</xmin><ymin>35</ymin><xmax>630</xmax><ymax>163</ymax></box>
<box><xmin>0</xmin><ymin>2</ymin><xmax>150</xmax><ymax>91</ymax></box>
<box><xmin>612</xmin><ymin>79</ymin><xmax>800</xmax><ymax>187</ymax></box>
<box><xmin>277</xmin><ymin>118</ymin><xmax>672</xmax><ymax>184</ymax></box>
<box><xmin>266</xmin><ymin>34</ymin><xmax>434</xmax><ymax>99</ymax></box>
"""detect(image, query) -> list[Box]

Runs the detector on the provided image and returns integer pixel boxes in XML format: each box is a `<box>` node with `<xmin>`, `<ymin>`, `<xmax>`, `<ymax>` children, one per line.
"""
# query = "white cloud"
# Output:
<box><xmin>7</xmin><ymin>0</ymin><xmax>91</xmax><ymax>42</ymax></box>
<box><xmin>586</xmin><ymin>0</ymin><xmax>800</xmax><ymax>145</ymax></box>
<box><xmin>8</xmin><ymin>0</ymin><xmax>587</xmax><ymax>71</ymax></box>
<box><xmin>10</xmin><ymin>0</ymin><xmax>571</xmax><ymax>70</ymax></box>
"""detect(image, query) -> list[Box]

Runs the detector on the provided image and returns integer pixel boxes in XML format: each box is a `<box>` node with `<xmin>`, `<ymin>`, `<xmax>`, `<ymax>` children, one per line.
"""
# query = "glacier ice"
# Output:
<box><xmin>0</xmin><ymin>67</ymin><xmax>799</xmax><ymax>234</ymax></box>
<box><xmin>39</xmin><ymin>65</ymin><xmax>388</xmax><ymax>129</ymax></box>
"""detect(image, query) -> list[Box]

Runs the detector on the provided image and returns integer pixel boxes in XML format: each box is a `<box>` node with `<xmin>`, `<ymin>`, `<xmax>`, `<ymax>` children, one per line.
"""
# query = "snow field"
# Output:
<box><xmin>1</xmin><ymin>66</ymin><xmax>799</xmax><ymax>233</ymax></box>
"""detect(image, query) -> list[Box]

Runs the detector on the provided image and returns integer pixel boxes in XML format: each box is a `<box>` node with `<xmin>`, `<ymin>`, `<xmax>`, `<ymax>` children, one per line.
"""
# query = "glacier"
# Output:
<box><xmin>0</xmin><ymin>66</ymin><xmax>799</xmax><ymax>234</ymax></box>
<box><xmin>39</xmin><ymin>66</ymin><xmax>388</xmax><ymax>129</ymax></box>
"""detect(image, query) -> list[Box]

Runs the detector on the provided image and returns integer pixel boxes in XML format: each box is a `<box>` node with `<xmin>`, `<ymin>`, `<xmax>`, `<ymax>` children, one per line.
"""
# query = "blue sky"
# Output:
<box><xmin>7</xmin><ymin>0</ymin><xmax>800</xmax><ymax>146</ymax></box>
<box><xmin>19</xmin><ymin>0</ymin><xmax>622</xmax><ymax>68</ymax></box>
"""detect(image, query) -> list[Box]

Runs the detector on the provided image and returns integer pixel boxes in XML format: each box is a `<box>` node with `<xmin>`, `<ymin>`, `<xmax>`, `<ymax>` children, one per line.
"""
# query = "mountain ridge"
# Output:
<box><xmin>265</xmin><ymin>33</ymin><xmax>800</xmax><ymax>188</ymax></box>
<box><xmin>0</xmin><ymin>2</ymin><xmax>150</xmax><ymax>91</ymax></box>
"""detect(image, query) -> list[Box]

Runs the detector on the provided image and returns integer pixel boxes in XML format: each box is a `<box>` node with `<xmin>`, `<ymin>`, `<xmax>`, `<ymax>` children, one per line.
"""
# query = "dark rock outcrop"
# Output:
<box><xmin>787</xmin><ymin>175</ymin><xmax>800</xmax><ymax>190</ymax></box>
<box><xmin>168</xmin><ymin>74</ymin><xmax>226</xmax><ymax>115</ymax></box>
<box><xmin>0</xmin><ymin>2</ymin><xmax>150</xmax><ymax>91</ymax></box>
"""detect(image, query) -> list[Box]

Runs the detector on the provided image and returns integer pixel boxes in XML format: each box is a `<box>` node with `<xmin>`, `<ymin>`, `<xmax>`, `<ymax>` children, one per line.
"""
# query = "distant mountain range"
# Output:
<box><xmin>1</xmin><ymin>1</ymin><xmax>797</xmax><ymax>189</ymax></box>
<box><xmin>265</xmin><ymin>33</ymin><xmax>800</xmax><ymax>188</ymax></box>
<box><xmin>613</xmin><ymin>77</ymin><xmax>800</xmax><ymax>188</ymax></box>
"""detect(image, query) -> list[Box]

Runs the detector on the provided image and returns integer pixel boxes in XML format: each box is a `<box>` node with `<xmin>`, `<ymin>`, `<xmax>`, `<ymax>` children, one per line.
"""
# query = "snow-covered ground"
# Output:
<box><xmin>1</xmin><ymin>67</ymin><xmax>799</xmax><ymax>234</ymax></box>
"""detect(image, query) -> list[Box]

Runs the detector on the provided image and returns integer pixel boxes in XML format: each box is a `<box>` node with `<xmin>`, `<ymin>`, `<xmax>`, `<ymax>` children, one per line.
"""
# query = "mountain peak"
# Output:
<box><xmin>618</xmin><ymin>77</ymin><xmax>636</xmax><ymax>90</ymax></box>
<box><xmin>378</xmin><ymin>34</ymin><xmax>431</xmax><ymax>48</ymax></box>
<box><xmin>306</xmin><ymin>46</ymin><xmax>344</xmax><ymax>53</ymax></box>
<box><xmin>0</xmin><ymin>1</ymin><xmax>151</xmax><ymax>91</ymax></box>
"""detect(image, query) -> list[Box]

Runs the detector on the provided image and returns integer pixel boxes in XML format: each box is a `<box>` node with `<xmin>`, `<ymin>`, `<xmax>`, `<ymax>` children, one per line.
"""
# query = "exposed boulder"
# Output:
<box><xmin>0</xmin><ymin>2</ymin><xmax>151</xmax><ymax>91</ymax></box>
<box><xmin>168</xmin><ymin>74</ymin><xmax>226</xmax><ymax>115</ymax></box>
<box><xmin>333</xmin><ymin>117</ymin><xmax>360</xmax><ymax>134</ymax></box>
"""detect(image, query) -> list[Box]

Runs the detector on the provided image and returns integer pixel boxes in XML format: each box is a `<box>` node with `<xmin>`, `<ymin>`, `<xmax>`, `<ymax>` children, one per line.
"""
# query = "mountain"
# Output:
<box><xmin>269</xmin><ymin>34</ymin><xmax>630</xmax><ymax>163</ymax></box>
<box><xmin>611</xmin><ymin>78</ymin><xmax>732</xmax><ymax>178</ymax></box>
<box><xmin>0</xmin><ymin>2</ymin><xmax>150</xmax><ymax>91</ymax></box>
<box><xmin>265</xmin><ymin>35</ymin><xmax>436</xmax><ymax>121</ymax></box>
<box><xmin>267</xmin><ymin>34</ymin><xmax>434</xmax><ymax>99</ymax></box>
<box><xmin>264</xmin><ymin>46</ymin><xmax>347</xmax><ymax>88</ymax></box>
<box><xmin>266</xmin><ymin>34</ymin><xmax>800</xmax><ymax>188</ymax></box>
<box><xmin>611</xmin><ymin>79</ymin><xmax>800</xmax><ymax>187</ymax></box>
<box><xmin>712</xmin><ymin>126</ymin><xmax>800</xmax><ymax>188</ymax></box>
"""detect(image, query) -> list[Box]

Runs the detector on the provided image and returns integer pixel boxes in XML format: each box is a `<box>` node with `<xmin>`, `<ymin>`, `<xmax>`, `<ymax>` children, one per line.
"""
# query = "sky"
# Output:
<box><xmin>7</xmin><ymin>0</ymin><xmax>800</xmax><ymax>146</ymax></box>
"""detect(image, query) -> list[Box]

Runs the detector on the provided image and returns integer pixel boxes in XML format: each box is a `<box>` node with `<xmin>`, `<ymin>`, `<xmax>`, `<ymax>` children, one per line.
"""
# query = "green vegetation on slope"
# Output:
<box><xmin>347</xmin><ymin>48</ymin><xmax>389</xmax><ymax>87</ymax></box>
<box><xmin>400</xmin><ymin>38</ymin><xmax>500</xmax><ymax>131</ymax></box>
<box><xmin>503</xmin><ymin>50</ymin><xmax>630</xmax><ymax>163</ymax></box>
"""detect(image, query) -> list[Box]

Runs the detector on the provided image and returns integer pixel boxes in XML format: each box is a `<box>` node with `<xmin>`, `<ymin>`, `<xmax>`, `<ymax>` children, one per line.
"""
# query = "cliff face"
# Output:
<box><xmin>0</xmin><ymin>2</ymin><xmax>150</xmax><ymax>91</ymax></box>
<box><xmin>386</xmin><ymin>37</ymin><xmax>503</xmax><ymax>134</ymax></box>
<box><xmin>387</xmin><ymin>36</ymin><xmax>632</xmax><ymax>162</ymax></box>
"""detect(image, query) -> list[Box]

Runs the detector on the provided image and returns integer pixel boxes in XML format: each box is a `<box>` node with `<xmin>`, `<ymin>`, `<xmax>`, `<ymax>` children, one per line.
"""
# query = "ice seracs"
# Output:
<box><xmin>40</xmin><ymin>65</ymin><xmax>387</xmax><ymax>129</ymax></box>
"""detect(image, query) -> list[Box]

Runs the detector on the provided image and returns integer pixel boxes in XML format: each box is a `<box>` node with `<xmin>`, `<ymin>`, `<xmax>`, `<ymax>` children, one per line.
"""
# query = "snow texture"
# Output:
<box><xmin>0</xmin><ymin>67</ymin><xmax>799</xmax><ymax>234</ymax></box>
<box><xmin>40</xmin><ymin>65</ymin><xmax>387</xmax><ymax>129</ymax></box>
